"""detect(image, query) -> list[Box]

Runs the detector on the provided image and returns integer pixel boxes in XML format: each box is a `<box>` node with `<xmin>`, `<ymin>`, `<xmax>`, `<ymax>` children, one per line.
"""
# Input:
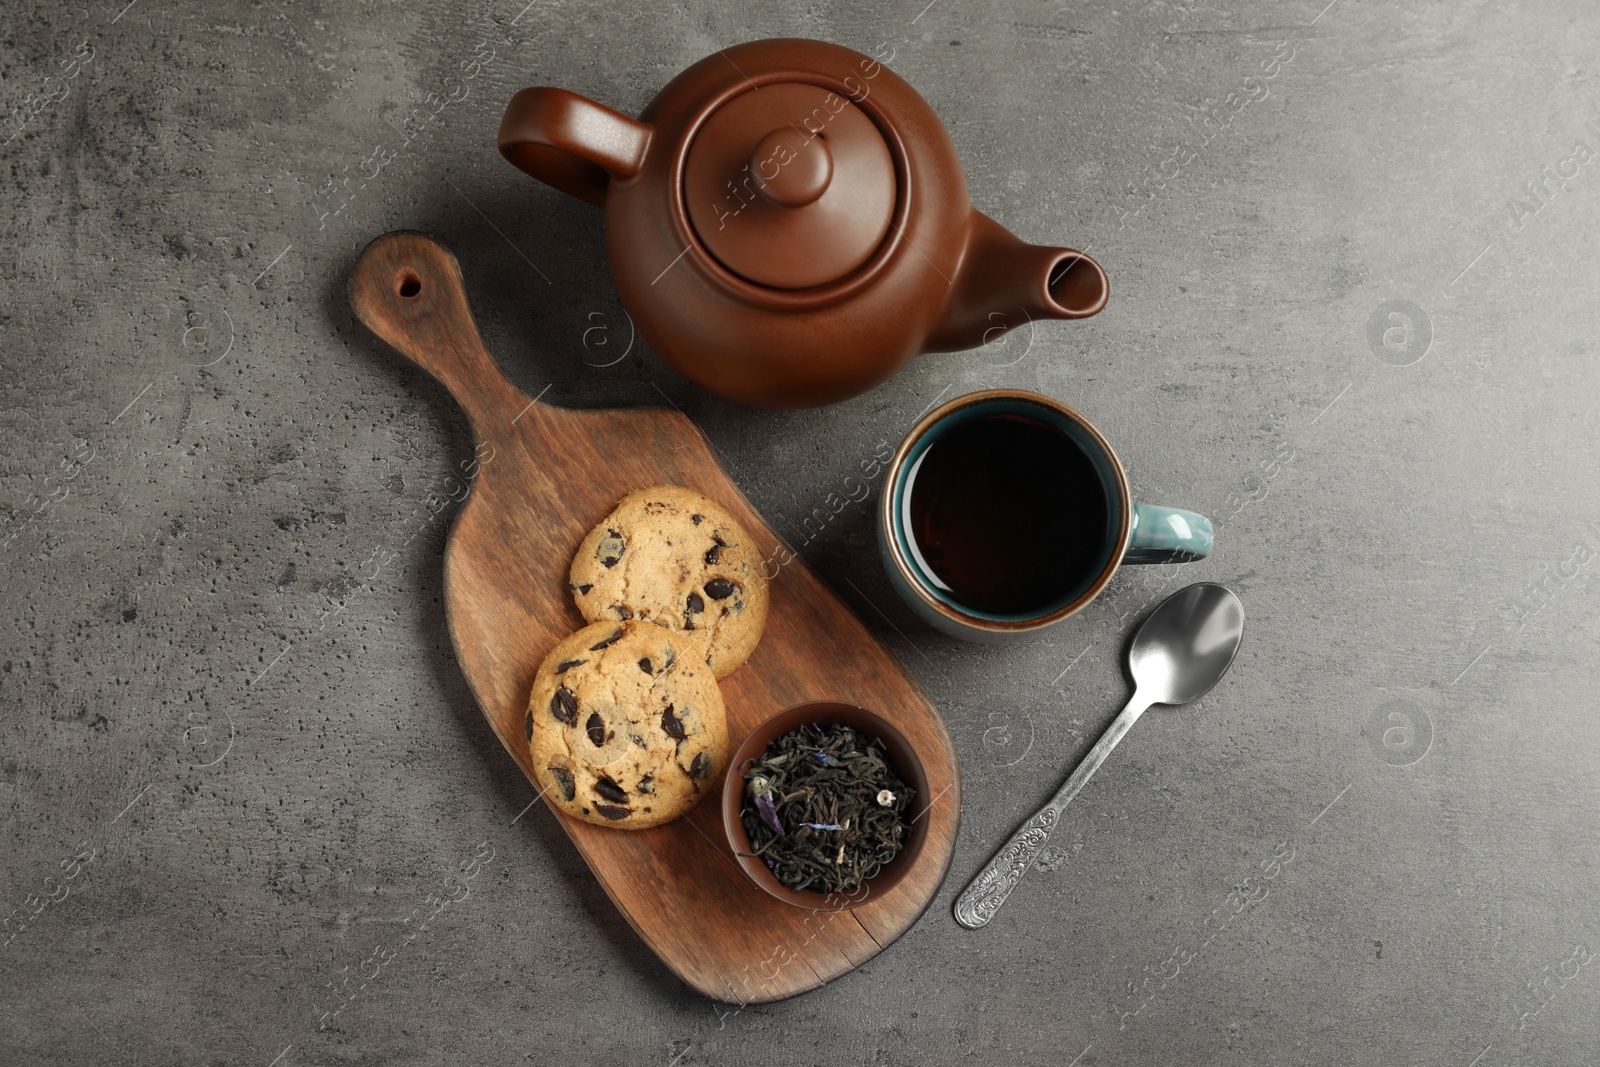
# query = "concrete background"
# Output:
<box><xmin>3</xmin><ymin>0</ymin><xmax>1598</xmax><ymax>1063</ymax></box>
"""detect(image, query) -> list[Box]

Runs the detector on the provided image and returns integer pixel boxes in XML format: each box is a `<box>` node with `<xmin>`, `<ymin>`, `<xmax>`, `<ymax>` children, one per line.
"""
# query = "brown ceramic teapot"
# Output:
<box><xmin>499</xmin><ymin>38</ymin><xmax>1108</xmax><ymax>408</ymax></box>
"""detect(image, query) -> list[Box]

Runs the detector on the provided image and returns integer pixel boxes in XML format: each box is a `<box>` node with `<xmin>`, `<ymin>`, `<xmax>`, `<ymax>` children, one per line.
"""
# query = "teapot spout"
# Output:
<box><xmin>925</xmin><ymin>210</ymin><xmax>1108</xmax><ymax>353</ymax></box>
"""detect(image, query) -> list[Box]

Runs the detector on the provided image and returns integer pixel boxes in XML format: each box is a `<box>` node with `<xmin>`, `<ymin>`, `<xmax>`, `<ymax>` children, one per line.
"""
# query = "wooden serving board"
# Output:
<box><xmin>348</xmin><ymin>232</ymin><xmax>961</xmax><ymax>1003</ymax></box>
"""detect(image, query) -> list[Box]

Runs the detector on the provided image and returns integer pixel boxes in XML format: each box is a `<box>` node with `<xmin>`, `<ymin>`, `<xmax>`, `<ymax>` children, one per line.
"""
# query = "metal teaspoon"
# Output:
<box><xmin>953</xmin><ymin>583</ymin><xmax>1245</xmax><ymax>929</ymax></box>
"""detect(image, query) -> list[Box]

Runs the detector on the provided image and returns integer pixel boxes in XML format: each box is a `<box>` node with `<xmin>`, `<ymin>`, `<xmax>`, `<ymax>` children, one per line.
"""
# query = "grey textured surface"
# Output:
<box><xmin>3</xmin><ymin>0</ymin><xmax>1599</xmax><ymax>1063</ymax></box>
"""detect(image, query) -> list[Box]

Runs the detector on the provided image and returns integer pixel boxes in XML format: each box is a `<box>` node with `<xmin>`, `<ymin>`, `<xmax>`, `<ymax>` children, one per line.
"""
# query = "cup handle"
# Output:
<box><xmin>1123</xmin><ymin>503</ymin><xmax>1213</xmax><ymax>565</ymax></box>
<box><xmin>497</xmin><ymin>88</ymin><xmax>652</xmax><ymax>208</ymax></box>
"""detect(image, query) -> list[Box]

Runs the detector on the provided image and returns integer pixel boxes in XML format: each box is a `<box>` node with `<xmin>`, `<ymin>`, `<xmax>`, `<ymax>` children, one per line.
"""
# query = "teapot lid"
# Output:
<box><xmin>683</xmin><ymin>83</ymin><xmax>896</xmax><ymax>290</ymax></box>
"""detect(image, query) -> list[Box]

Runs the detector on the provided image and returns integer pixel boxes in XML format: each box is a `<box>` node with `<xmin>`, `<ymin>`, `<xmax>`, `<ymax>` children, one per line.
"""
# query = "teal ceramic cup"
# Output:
<box><xmin>876</xmin><ymin>389</ymin><xmax>1212</xmax><ymax>643</ymax></box>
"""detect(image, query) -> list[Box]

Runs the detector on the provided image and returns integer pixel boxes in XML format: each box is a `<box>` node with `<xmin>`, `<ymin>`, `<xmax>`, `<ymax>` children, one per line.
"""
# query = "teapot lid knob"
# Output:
<box><xmin>749</xmin><ymin>128</ymin><xmax>833</xmax><ymax>207</ymax></box>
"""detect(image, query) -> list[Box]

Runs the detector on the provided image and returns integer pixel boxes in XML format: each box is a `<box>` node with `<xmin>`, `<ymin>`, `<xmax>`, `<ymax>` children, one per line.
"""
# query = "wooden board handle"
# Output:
<box><xmin>349</xmin><ymin>230</ymin><xmax>526</xmax><ymax>434</ymax></box>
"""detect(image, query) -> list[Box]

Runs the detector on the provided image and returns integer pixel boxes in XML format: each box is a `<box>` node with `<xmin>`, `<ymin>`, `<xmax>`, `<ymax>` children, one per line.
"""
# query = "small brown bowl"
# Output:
<box><xmin>721</xmin><ymin>701</ymin><xmax>931</xmax><ymax>910</ymax></box>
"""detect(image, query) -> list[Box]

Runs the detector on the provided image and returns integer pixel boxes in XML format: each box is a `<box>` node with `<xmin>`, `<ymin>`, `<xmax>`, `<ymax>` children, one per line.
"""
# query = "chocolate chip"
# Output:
<box><xmin>525</xmin><ymin>709</ymin><xmax>534</xmax><ymax>742</ymax></box>
<box><xmin>570</xmin><ymin>582</ymin><xmax>594</xmax><ymax>595</ymax></box>
<box><xmin>661</xmin><ymin>705</ymin><xmax>686</xmax><ymax>740</ymax></box>
<box><xmin>684</xmin><ymin>617</ymin><xmax>695</xmax><ymax>631</ymax></box>
<box><xmin>595</xmin><ymin>803</ymin><xmax>631</xmax><ymax>821</ymax></box>
<box><xmin>686</xmin><ymin>591</ymin><xmax>704</xmax><ymax>614</ymax></box>
<box><xmin>585</xmin><ymin>712</ymin><xmax>607</xmax><ymax>748</ymax></box>
<box><xmin>550</xmin><ymin>687</ymin><xmax>578</xmax><ymax>725</ymax></box>
<box><xmin>638</xmin><ymin>657</ymin><xmax>653</xmax><ymax>675</ymax></box>
<box><xmin>547</xmin><ymin>765</ymin><xmax>575</xmax><ymax>801</ymax></box>
<box><xmin>691</xmin><ymin>513</ymin><xmax>704</xmax><ymax>524</ymax></box>
<box><xmin>629</xmin><ymin>731</ymin><xmax>646</xmax><ymax>747</ymax></box>
<box><xmin>597</xmin><ymin>528</ymin><xmax>625</xmax><ymax>568</ymax></box>
<box><xmin>704</xmin><ymin>544</ymin><xmax>721</xmax><ymax>565</ymax></box>
<box><xmin>637</xmin><ymin>774</ymin><xmax>655</xmax><ymax>794</ymax></box>
<box><xmin>589</xmin><ymin>628</ymin><xmax>624</xmax><ymax>651</ymax></box>
<box><xmin>704</xmin><ymin>578</ymin><xmax>736</xmax><ymax>600</ymax></box>
<box><xmin>555</xmin><ymin>657</ymin><xmax>587</xmax><ymax>673</ymax></box>
<box><xmin>594</xmin><ymin>776</ymin><xmax>628</xmax><ymax>803</ymax></box>
<box><xmin>610</xmin><ymin>605</ymin><xmax>634</xmax><ymax>620</ymax></box>
<box><xmin>690</xmin><ymin>750</ymin><xmax>712</xmax><ymax>782</ymax></box>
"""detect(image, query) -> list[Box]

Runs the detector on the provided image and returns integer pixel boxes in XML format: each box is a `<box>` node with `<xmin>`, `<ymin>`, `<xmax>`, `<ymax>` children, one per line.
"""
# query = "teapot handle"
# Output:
<box><xmin>497</xmin><ymin>88</ymin><xmax>651</xmax><ymax>208</ymax></box>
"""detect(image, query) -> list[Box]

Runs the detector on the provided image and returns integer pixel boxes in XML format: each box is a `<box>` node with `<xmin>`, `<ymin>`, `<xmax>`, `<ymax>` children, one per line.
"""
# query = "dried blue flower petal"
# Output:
<box><xmin>754</xmin><ymin>791</ymin><xmax>783</xmax><ymax>834</ymax></box>
<box><xmin>812</xmin><ymin>751</ymin><xmax>834</xmax><ymax>765</ymax></box>
<box><xmin>801</xmin><ymin>822</ymin><xmax>844</xmax><ymax>831</ymax></box>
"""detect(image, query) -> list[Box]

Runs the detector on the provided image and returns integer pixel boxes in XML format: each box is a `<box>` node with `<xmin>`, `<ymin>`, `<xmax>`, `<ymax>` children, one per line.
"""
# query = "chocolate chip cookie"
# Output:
<box><xmin>568</xmin><ymin>485</ymin><xmax>769</xmax><ymax>678</ymax></box>
<box><xmin>528</xmin><ymin>620</ymin><xmax>728</xmax><ymax>830</ymax></box>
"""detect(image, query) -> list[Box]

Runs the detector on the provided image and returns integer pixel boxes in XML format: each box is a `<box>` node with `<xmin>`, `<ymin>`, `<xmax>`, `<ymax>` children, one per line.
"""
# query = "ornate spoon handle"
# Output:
<box><xmin>952</xmin><ymin>807</ymin><xmax>1061</xmax><ymax>928</ymax></box>
<box><xmin>953</xmin><ymin>691</ymin><xmax>1152</xmax><ymax>929</ymax></box>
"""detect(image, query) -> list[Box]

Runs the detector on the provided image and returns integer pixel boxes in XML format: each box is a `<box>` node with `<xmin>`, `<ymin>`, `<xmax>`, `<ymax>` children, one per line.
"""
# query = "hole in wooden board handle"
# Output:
<box><xmin>349</xmin><ymin>231</ymin><xmax>528</xmax><ymax>434</ymax></box>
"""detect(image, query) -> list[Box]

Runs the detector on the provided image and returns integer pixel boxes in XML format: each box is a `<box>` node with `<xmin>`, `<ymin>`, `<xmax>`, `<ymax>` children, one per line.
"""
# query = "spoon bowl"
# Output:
<box><xmin>1129</xmin><ymin>582</ymin><xmax>1245</xmax><ymax>706</ymax></box>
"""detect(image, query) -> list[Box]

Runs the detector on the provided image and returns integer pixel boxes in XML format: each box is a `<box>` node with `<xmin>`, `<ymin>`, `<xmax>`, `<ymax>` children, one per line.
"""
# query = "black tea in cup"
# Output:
<box><xmin>903</xmin><ymin>413</ymin><xmax>1109</xmax><ymax>616</ymax></box>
